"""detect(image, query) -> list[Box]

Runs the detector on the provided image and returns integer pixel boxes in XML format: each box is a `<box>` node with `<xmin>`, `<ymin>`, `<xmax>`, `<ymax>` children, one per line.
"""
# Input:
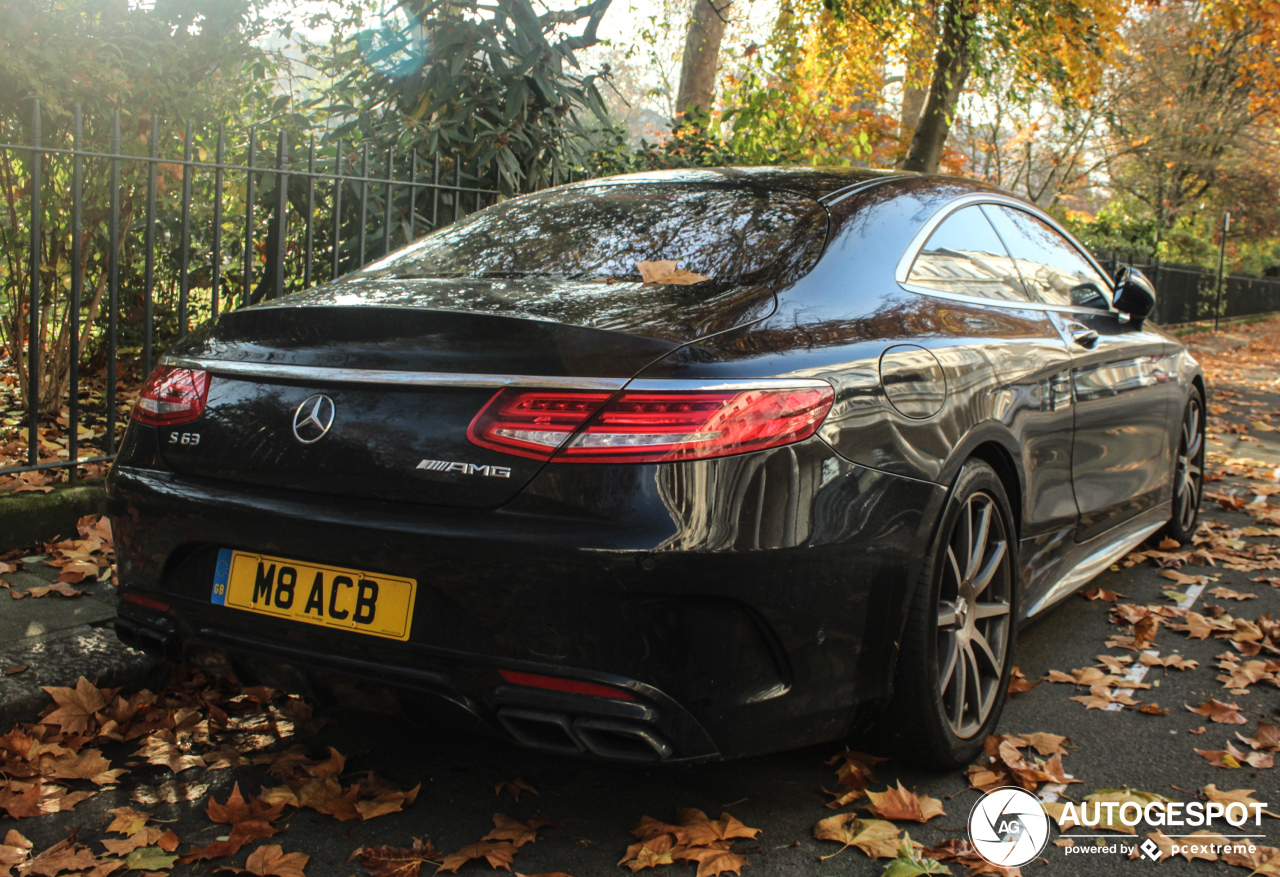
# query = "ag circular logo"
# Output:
<box><xmin>967</xmin><ymin>786</ymin><xmax>1053</xmax><ymax>867</ymax></box>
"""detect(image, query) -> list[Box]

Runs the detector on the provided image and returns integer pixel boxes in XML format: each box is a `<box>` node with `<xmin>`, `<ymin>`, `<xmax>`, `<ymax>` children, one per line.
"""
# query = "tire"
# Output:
<box><xmin>1164</xmin><ymin>392</ymin><xmax>1205</xmax><ymax>544</ymax></box>
<box><xmin>887</xmin><ymin>459</ymin><xmax>1017</xmax><ymax>769</ymax></box>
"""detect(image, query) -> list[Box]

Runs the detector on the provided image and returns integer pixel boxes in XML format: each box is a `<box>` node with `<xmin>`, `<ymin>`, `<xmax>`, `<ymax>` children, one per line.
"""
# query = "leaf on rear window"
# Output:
<box><xmin>637</xmin><ymin>260</ymin><xmax>710</xmax><ymax>285</ymax></box>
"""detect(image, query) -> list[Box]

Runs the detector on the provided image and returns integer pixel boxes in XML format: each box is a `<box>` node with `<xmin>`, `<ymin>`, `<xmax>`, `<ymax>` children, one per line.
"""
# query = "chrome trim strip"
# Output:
<box><xmin>625</xmin><ymin>378</ymin><xmax>833</xmax><ymax>392</ymax></box>
<box><xmin>167</xmin><ymin>357</ymin><xmax>836</xmax><ymax>394</ymax></box>
<box><xmin>1024</xmin><ymin>510</ymin><xmax>1167</xmax><ymax>617</ymax></box>
<box><xmin>164</xmin><ymin>357</ymin><xmax>629</xmax><ymax>391</ymax></box>
<box><xmin>897</xmin><ymin>282</ymin><xmax>1125</xmax><ymax>317</ymax></box>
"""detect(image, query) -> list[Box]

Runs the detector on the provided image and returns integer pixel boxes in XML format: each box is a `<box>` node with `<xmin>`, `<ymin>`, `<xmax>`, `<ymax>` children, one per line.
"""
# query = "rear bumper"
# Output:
<box><xmin>107</xmin><ymin>446</ymin><xmax>943</xmax><ymax>761</ymax></box>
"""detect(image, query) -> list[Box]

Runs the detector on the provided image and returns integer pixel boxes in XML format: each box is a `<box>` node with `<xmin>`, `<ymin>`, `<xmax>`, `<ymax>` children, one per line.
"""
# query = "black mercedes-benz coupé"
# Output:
<box><xmin>107</xmin><ymin>168</ymin><xmax>1205</xmax><ymax>768</ymax></box>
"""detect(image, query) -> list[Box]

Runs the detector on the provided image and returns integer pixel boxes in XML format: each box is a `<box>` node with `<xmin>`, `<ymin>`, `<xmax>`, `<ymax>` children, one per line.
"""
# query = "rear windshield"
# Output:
<box><xmin>355</xmin><ymin>183</ymin><xmax>828</xmax><ymax>287</ymax></box>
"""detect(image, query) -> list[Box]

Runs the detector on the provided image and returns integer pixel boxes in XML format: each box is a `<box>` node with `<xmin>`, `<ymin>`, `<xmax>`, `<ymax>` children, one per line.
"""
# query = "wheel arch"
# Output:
<box><xmin>937</xmin><ymin>422</ymin><xmax>1026</xmax><ymax>542</ymax></box>
<box><xmin>863</xmin><ymin>426</ymin><xmax>1024</xmax><ymax>724</ymax></box>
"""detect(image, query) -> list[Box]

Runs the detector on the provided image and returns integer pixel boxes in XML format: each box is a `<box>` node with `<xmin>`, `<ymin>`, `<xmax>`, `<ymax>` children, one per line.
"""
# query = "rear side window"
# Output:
<box><xmin>982</xmin><ymin>206</ymin><xmax>1112</xmax><ymax>309</ymax></box>
<box><xmin>906</xmin><ymin>206</ymin><xmax>1029</xmax><ymax>302</ymax></box>
<box><xmin>357</xmin><ymin>184</ymin><xmax>828</xmax><ymax>290</ymax></box>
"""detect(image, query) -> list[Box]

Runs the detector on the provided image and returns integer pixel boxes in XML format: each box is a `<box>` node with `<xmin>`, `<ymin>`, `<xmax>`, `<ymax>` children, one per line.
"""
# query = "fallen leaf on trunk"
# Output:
<box><xmin>637</xmin><ymin>260</ymin><xmax>709</xmax><ymax>285</ymax></box>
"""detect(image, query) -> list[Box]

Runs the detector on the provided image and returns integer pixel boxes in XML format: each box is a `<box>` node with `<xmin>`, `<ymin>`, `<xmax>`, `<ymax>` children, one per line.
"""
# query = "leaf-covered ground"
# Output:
<box><xmin>0</xmin><ymin>369</ymin><xmax>137</xmax><ymax>493</ymax></box>
<box><xmin>3</xmin><ymin>320</ymin><xmax>1280</xmax><ymax>875</ymax></box>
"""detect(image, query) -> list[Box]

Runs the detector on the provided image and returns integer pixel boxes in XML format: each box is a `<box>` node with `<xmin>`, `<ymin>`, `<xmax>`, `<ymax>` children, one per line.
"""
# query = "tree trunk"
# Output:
<box><xmin>675</xmin><ymin>0</ymin><xmax>732</xmax><ymax>119</ymax></box>
<box><xmin>902</xmin><ymin>0</ymin><xmax>974</xmax><ymax>173</ymax></box>
<box><xmin>898</xmin><ymin>8</ymin><xmax>936</xmax><ymax>152</ymax></box>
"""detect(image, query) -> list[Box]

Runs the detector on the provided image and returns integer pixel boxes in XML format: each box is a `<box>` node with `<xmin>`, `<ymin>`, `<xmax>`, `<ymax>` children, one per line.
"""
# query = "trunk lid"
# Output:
<box><xmin>155</xmin><ymin>282</ymin><xmax>736</xmax><ymax>508</ymax></box>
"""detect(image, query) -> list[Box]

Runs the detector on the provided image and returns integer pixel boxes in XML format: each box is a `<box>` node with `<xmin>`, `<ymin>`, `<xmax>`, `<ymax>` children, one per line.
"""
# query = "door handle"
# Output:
<box><xmin>1071</xmin><ymin>328</ymin><xmax>1100</xmax><ymax>349</ymax></box>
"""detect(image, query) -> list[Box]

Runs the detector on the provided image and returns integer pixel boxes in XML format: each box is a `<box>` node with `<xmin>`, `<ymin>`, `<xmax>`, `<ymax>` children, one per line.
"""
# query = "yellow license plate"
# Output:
<box><xmin>211</xmin><ymin>549</ymin><xmax>416</xmax><ymax>641</ymax></box>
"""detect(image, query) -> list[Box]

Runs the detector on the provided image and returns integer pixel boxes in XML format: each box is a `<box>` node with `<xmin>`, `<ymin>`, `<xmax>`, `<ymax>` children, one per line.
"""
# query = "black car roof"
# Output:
<box><xmin>562</xmin><ymin>166</ymin><xmax>916</xmax><ymax>203</ymax></box>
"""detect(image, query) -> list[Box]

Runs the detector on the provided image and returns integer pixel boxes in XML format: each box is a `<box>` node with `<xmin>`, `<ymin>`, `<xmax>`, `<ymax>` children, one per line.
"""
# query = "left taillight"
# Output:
<box><xmin>468</xmin><ymin>385</ymin><xmax>834</xmax><ymax>463</ymax></box>
<box><xmin>131</xmin><ymin>365</ymin><xmax>210</xmax><ymax>427</ymax></box>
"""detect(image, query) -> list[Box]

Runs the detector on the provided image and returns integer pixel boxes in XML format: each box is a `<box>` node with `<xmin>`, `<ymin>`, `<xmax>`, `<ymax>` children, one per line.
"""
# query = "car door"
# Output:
<box><xmin>898</xmin><ymin>204</ymin><xmax>1080</xmax><ymax>540</ymax></box>
<box><xmin>982</xmin><ymin>205</ymin><xmax>1175</xmax><ymax>543</ymax></box>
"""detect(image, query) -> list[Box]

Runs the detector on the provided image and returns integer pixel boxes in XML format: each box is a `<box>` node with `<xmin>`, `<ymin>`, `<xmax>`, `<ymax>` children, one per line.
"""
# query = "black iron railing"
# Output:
<box><xmin>1</xmin><ymin>100</ymin><xmax>576</xmax><ymax>483</ymax></box>
<box><xmin>1094</xmin><ymin>252</ymin><xmax>1280</xmax><ymax>328</ymax></box>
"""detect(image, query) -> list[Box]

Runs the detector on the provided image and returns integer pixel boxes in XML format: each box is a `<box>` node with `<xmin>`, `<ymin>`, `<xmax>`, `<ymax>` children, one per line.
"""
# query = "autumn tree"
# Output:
<box><xmin>719</xmin><ymin>2</ymin><xmax>901</xmax><ymax>166</ymax></box>
<box><xmin>1095</xmin><ymin>0</ymin><xmax>1280</xmax><ymax>262</ymax></box>
<box><xmin>825</xmin><ymin>0</ymin><xmax>1128</xmax><ymax>173</ymax></box>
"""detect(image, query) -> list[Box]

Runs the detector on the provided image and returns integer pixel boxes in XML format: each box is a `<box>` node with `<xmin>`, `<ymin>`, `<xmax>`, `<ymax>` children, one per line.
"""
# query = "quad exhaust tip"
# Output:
<box><xmin>496</xmin><ymin>707</ymin><xmax>672</xmax><ymax>761</ymax></box>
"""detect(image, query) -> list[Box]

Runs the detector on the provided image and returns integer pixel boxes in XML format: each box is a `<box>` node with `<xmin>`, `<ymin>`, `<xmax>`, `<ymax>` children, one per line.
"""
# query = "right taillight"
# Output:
<box><xmin>467</xmin><ymin>385</ymin><xmax>833</xmax><ymax>463</ymax></box>
<box><xmin>131</xmin><ymin>365</ymin><xmax>210</xmax><ymax>427</ymax></box>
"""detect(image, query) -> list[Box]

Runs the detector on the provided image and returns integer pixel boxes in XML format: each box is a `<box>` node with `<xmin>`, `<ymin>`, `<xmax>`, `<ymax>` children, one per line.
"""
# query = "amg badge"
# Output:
<box><xmin>417</xmin><ymin>459</ymin><xmax>512</xmax><ymax>478</ymax></box>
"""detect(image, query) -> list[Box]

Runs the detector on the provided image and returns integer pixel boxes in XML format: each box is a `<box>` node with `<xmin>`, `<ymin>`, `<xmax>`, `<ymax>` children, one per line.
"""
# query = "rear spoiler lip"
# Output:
<box><xmin>164</xmin><ymin>356</ymin><xmax>832</xmax><ymax>394</ymax></box>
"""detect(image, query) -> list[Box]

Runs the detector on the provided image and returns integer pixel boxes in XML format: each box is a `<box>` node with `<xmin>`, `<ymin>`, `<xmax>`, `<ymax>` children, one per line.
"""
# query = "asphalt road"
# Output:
<box><xmin>8</xmin><ymin>333</ymin><xmax>1280</xmax><ymax>877</ymax></box>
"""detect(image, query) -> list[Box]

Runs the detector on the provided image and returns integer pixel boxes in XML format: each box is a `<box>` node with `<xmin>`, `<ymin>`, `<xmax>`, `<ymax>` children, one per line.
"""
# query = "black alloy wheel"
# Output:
<box><xmin>887</xmin><ymin>459</ymin><xmax>1016</xmax><ymax>768</ymax></box>
<box><xmin>1166</xmin><ymin>394</ymin><xmax>1205</xmax><ymax>543</ymax></box>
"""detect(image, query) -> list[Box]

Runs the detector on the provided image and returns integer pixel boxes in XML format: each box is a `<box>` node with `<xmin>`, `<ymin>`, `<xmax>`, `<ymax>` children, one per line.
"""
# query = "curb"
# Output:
<box><xmin>0</xmin><ymin>625</ymin><xmax>166</xmax><ymax>731</ymax></box>
<box><xmin>0</xmin><ymin>482</ymin><xmax>108</xmax><ymax>553</ymax></box>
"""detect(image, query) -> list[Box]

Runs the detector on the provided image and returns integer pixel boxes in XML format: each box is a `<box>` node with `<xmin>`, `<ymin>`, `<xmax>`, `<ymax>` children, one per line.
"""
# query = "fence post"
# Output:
<box><xmin>304</xmin><ymin>136</ymin><xmax>316</xmax><ymax>289</ymax></box>
<box><xmin>1151</xmin><ymin>257</ymin><xmax>1163</xmax><ymax>324</ymax></box>
<box><xmin>212</xmin><ymin>124</ymin><xmax>224</xmax><ymax>318</ymax></box>
<box><xmin>331</xmin><ymin>141</ymin><xmax>344</xmax><ymax>279</ymax></box>
<box><xmin>274</xmin><ymin>130</ymin><xmax>288</xmax><ymax>299</ymax></box>
<box><xmin>244</xmin><ymin>127</ymin><xmax>256</xmax><ymax>306</ymax></box>
<box><xmin>69</xmin><ymin>106</ymin><xmax>83</xmax><ymax>483</ymax></box>
<box><xmin>106</xmin><ymin>110</ymin><xmax>121</xmax><ymax>456</ymax></box>
<box><xmin>407</xmin><ymin>153</ymin><xmax>417</xmax><ymax>242</ymax></box>
<box><xmin>143</xmin><ymin>115</ymin><xmax>158</xmax><ymax>374</ymax></box>
<box><xmin>358</xmin><ymin>143</ymin><xmax>369</xmax><ymax>266</ymax></box>
<box><xmin>26</xmin><ymin>99</ymin><xmax>41</xmax><ymax>465</ymax></box>
<box><xmin>179</xmin><ymin>119</ymin><xmax>194</xmax><ymax>332</ymax></box>
<box><xmin>1214</xmin><ymin>211</ymin><xmax>1230</xmax><ymax>330</ymax></box>
<box><xmin>383</xmin><ymin>150</ymin><xmax>394</xmax><ymax>256</ymax></box>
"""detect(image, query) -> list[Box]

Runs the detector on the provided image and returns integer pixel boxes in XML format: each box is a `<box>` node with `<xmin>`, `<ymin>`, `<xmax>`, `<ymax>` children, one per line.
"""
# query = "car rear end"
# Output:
<box><xmin>107</xmin><ymin>176</ymin><xmax>940</xmax><ymax>761</ymax></box>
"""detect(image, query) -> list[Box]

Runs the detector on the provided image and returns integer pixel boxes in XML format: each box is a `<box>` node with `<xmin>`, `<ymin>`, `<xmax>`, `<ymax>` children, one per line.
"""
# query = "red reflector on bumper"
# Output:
<box><xmin>499</xmin><ymin>669</ymin><xmax>635</xmax><ymax>700</ymax></box>
<box><xmin>122</xmin><ymin>592</ymin><xmax>171</xmax><ymax>613</ymax></box>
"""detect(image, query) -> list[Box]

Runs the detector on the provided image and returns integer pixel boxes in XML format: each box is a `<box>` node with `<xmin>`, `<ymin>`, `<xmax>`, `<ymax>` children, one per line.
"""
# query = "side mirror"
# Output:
<box><xmin>1112</xmin><ymin>267</ymin><xmax>1156</xmax><ymax>329</ymax></box>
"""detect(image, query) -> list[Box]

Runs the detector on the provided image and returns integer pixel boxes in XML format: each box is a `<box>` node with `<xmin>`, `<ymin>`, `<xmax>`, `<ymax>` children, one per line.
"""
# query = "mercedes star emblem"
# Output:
<box><xmin>292</xmin><ymin>394</ymin><xmax>336</xmax><ymax>444</ymax></box>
